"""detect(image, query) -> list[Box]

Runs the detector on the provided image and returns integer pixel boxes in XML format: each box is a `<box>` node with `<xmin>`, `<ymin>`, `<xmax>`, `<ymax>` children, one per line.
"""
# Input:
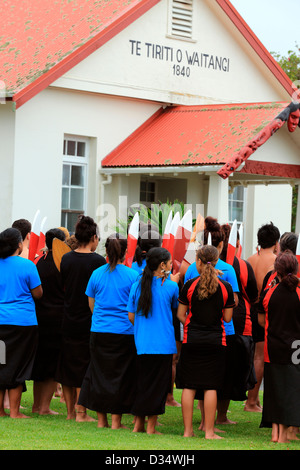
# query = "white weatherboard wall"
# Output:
<box><xmin>6</xmin><ymin>87</ymin><xmax>160</xmax><ymax>231</ymax></box>
<box><xmin>52</xmin><ymin>0</ymin><xmax>289</xmax><ymax>106</ymax></box>
<box><xmin>0</xmin><ymin>102</ymin><xmax>15</xmax><ymax>228</ymax></box>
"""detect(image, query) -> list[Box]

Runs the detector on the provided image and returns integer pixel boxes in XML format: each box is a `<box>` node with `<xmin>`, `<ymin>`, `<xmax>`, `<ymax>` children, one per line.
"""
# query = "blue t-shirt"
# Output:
<box><xmin>86</xmin><ymin>263</ymin><xmax>139</xmax><ymax>335</ymax></box>
<box><xmin>127</xmin><ymin>276</ymin><xmax>178</xmax><ymax>355</ymax></box>
<box><xmin>0</xmin><ymin>256</ymin><xmax>41</xmax><ymax>326</ymax></box>
<box><xmin>184</xmin><ymin>258</ymin><xmax>239</xmax><ymax>335</ymax></box>
<box><xmin>131</xmin><ymin>259</ymin><xmax>146</xmax><ymax>276</ymax></box>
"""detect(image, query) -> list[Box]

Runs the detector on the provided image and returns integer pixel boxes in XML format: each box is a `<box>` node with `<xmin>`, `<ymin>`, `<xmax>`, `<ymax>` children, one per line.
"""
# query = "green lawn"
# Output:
<box><xmin>0</xmin><ymin>384</ymin><xmax>299</xmax><ymax>451</ymax></box>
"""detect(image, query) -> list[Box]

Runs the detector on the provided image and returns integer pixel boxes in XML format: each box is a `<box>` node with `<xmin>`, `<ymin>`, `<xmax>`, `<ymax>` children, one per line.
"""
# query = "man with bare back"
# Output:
<box><xmin>244</xmin><ymin>222</ymin><xmax>280</xmax><ymax>413</ymax></box>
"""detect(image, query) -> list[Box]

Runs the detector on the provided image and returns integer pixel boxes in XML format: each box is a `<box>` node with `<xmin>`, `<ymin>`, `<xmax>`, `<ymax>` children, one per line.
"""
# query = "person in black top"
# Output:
<box><xmin>31</xmin><ymin>228</ymin><xmax>66</xmax><ymax>415</ymax></box>
<box><xmin>258</xmin><ymin>250</ymin><xmax>300</xmax><ymax>443</ymax></box>
<box><xmin>218</xmin><ymin>225</ymin><xmax>258</xmax><ymax>414</ymax></box>
<box><xmin>176</xmin><ymin>245</ymin><xmax>235</xmax><ymax>440</ymax></box>
<box><xmin>55</xmin><ymin>216</ymin><xmax>106</xmax><ymax>421</ymax></box>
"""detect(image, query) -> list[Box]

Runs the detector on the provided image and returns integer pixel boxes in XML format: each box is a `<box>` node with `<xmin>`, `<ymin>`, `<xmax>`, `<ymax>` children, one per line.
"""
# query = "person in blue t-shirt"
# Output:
<box><xmin>128</xmin><ymin>247</ymin><xmax>179</xmax><ymax>434</ymax></box>
<box><xmin>78</xmin><ymin>233</ymin><xmax>139</xmax><ymax>430</ymax></box>
<box><xmin>0</xmin><ymin>228</ymin><xmax>42</xmax><ymax>419</ymax></box>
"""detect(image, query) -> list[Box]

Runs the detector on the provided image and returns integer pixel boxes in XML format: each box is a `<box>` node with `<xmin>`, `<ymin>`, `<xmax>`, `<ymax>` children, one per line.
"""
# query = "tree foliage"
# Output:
<box><xmin>272</xmin><ymin>43</ymin><xmax>300</xmax><ymax>83</ymax></box>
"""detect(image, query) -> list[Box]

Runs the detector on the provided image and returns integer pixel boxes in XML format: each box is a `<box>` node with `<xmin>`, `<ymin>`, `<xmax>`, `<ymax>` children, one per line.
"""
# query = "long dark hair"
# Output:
<box><xmin>274</xmin><ymin>250</ymin><xmax>299</xmax><ymax>292</ymax></box>
<box><xmin>0</xmin><ymin>228</ymin><xmax>22</xmax><ymax>259</ymax></box>
<box><xmin>137</xmin><ymin>247</ymin><xmax>171</xmax><ymax>318</ymax></box>
<box><xmin>105</xmin><ymin>232</ymin><xmax>127</xmax><ymax>271</ymax></box>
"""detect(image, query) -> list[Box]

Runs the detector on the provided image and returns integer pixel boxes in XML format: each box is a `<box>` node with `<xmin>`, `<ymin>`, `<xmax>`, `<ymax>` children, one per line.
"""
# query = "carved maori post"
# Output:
<box><xmin>217</xmin><ymin>101</ymin><xmax>300</xmax><ymax>180</ymax></box>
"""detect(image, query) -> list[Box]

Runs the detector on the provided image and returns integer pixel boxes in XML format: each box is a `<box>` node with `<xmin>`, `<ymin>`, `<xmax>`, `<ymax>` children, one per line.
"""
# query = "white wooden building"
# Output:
<box><xmin>0</xmin><ymin>0</ymin><xmax>299</xmax><ymax>257</ymax></box>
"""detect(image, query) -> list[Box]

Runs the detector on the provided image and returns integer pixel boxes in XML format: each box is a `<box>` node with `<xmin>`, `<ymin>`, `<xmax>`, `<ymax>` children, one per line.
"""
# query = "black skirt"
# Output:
<box><xmin>176</xmin><ymin>342</ymin><xmax>226</xmax><ymax>391</ymax></box>
<box><xmin>78</xmin><ymin>332</ymin><xmax>137</xmax><ymax>414</ymax></box>
<box><xmin>261</xmin><ymin>362</ymin><xmax>300</xmax><ymax>428</ymax></box>
<box><xmin>31</xmin><ymin>324</ymin><xmax>62</xmax><ymax>381</ymax></box>
<box><xmin>131</xmin><ymin>354</ymin><xmax>173</xmax><ymax>417</ymax></box>
<box><xmin>55</xmin><ymin>331</ymin><xmax>91</xmax><ymax>388</ymax></box>
<box><xmin>0</xmin><ymin>325</ymin><xmax>38</xmax><ymax>390</ymax></box>
<box><xmin>218</xmin><ymin>334</ymin><xmax>257</xmax><ymax>401</ymax></box>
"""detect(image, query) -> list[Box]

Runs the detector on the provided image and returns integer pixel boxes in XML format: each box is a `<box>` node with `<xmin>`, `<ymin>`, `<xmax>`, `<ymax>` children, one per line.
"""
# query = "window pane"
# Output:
<box><xmin>61</xmin><ymin>212</ymin><xmax>67</xmax><ymax>228</ymax></box>
<box><xmin>68</xmin><ymin>212</ymin><xmax>82</xmax><ymax>233</ymax></box>
<box><xmin>63</xmin><ymin>140</ymin><xmax>67</xmax><ymax>155</ymax></box>
<box><xmin>77</xmin><ymin>142</ymin><xmax>86</xmax><ymax>157</ymax></box>
<box><xmin>148</xmin><ymin>182</ymin><xmax>155</xmax><ymax>192</ymax></box>
<box><xmin>147</xmin><ymin>191</ymin><xmax>155</xmax><ymax>202</ymax></box>
<box><xmin>234</xmin><ymin>186</ymin><xmax>244</xmax><ymax>201</ymax></box>
<box><xmin>67</xmin><ymin>140</ymin><xmax>76</xmax><ymax>156</ymax></box>
<box><xmin>140</xmin><ymin>191</ymin><xmax>147</xmax><ymax>201</ymax></box>
<box><xmin>62</xmin><ymin>188</ymin><xmax>69</xmax><ymax>209</ymax></box>
<box><xmin>230</xmin><ymin>201</ymin><xmax>243</xmax><ymax>221</ymax></box>
<box><xmin>140</xmin><ymin>181</ymin><xmax>146</xmax><ymax>191</ymax></box>
<box><xmin>70</xmin><ymin>188</ymin><xmax>84</xmax><ymax>210</ymax></box>
<box><xmin>62</xmin><ymin>165</ymin><xmax>70</xmax><ymax>185</ymax></box>
<box><xmin>71</xmin><ymin>166</ymin><xmax>84</xmax><ymax>187</ymax></box>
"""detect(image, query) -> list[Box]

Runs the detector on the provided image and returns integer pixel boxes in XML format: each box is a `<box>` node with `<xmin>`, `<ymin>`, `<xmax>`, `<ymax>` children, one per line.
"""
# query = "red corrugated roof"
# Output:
<box><xmin>0</xmin><ymin>0</ymin><xmax>160</xmax><ymax>108</ymax></box>
<box><xmin>0</xmin><ymin>0</ymin><xmax>296</xmax><ymax>109</ymax></box>
<box><xmin>101</xmin><ymin>102</ymin><xmax>289</xmax><ymax>167</ymax></box>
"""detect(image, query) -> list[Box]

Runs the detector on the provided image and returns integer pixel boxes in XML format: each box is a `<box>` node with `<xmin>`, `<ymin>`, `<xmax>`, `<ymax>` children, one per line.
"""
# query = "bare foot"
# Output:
<box><xmin>205</xmin><ymin>433</ymin><xmax>223</xmax><ymax>440</ymax></box>
<box><xmin>147</xmin><ymin>429</ymin><xmax>162</xmax><ymax>435</ymax></box>
<box><xmin>39</xmin><ymin>409</ymin><xmax>59</xmax><ymax>415</ymax></box>
<box><xmin>76</xmin><ymin>412</ymin><xmax>96</xmax><ymax>422</ymax></box>
<box><xmin>10</xmin><ymin>412</ymin><xmax>30</xmax><ymax>419</ymax></box>
<box><xmin>216</xmin><ymin>418</ymin><xmax>237</xmax><ymax>425</ymax></box>
<box><xmin>183</xmin><ymin>432</ymin><xmax>195</xmax><ymax>437</ymax></box>
<box><xmin>133</xmin><ymin>426</ymin><xmax>146</xmax><ymax>433</ymax></box>
<box><xmin>244</xmin><ymin>403</ymin><xmax>262</xmax><ymax>412</ymax></box>
<box><xmin>166</xmin><ymin>398</ymin><xmax>181</xmax><ymax>407</ymax></box>
<box><xmin>198</xmin><ymin>423</ymin><xmax>225</xmax><ymax>433</ymax></box>
<box><xmin>111</xmin><ymin>423</ymin><xmax>128</xmax><ymax>430</ymax></box>
<box><xmin>0</xmin><ymin>410</ymin><xmax>9</xmax><ymax>417</ymax></box>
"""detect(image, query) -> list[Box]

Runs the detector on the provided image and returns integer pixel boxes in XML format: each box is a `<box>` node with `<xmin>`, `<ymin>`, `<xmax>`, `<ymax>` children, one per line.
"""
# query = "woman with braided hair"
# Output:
<box><xmin>176</xmin><ymin>245</ymin><xmax>235</xmax><ymax>439</ymax></box>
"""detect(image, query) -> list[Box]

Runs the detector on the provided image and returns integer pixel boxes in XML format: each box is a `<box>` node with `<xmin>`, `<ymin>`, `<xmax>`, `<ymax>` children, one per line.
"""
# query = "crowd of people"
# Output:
<box><xmin>0</xmin><ymin>213</ymin><xmax>299</xmax><ymax>443</ymax></box>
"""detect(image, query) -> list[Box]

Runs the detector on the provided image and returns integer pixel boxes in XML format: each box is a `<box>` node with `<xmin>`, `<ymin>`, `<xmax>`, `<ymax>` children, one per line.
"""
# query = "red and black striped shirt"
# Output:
<box><xmin>179</xmin><ymin>277</ymin><xmax>235</xmax><ymax>346</ymax></box>
<box><xmin>232</xmin><ymin>257</ymin><xmax>258</xmax><ymax>336</ymax></box>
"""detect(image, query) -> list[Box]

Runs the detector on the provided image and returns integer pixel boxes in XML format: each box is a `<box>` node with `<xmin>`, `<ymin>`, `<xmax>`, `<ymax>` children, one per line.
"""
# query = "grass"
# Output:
<box><xmin>0</xmin><ymin>384</ymin><xmax>299</xmax><ymax>451</ymax></box>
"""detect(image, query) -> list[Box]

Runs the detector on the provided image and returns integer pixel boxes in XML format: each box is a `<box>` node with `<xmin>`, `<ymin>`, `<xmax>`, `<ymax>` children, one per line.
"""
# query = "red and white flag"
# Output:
<box><xmin>125</xmin><ymin>212</ymin><xmax>139</xmax><ymax>268</ymax></box>
<box><xmin>37</xmin><ymin>216</ymin><xmax>47</xmax><ymax>255</ymax></box>
<box><xmin>226</xmin><ymin>219</ymin><xmax>237</xmax><ymax>265</ymax></box>
<box><xmin>167</xmin><ymin>212</ymin><xmax>181</xmax><ymax>260</ymax></box>
<box><xmin>28</xmin><ymin>210</ymin><xmax>41</xmax><ymax>262</ymax></box>
<box><xmin>183</xmin><ymin>213</ymin><xmax>204</xmax><ymax>266</ymax></box>
<box><xmin>162</xmin><ymin>211</ymin><xmax>173</xmax><ymax>251</ymax></box>
<box><xmin>236</xmin><ymin>223</ymin><xmax>243</xmax><ymax>259</ymax></box>
<box><xmin>172</xmin><ymin>210</ymin><xmax>193</xmax><ymax>275</ymax></box>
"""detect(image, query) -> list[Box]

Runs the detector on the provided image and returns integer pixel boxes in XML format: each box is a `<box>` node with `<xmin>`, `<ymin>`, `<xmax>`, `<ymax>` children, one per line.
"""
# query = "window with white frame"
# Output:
<box><xmin>140</xmin><ymin>180</ymin><xmax>156</xmax><ymax>205</ymax></box>
<box><xmin>61</xmin><ymin>136</ymin><xmax>89</xmax><ymax>233</ymax></box>
<box><xmin>168</xmin><ymin>0</ymin><xmax>194</xmax><ymax>40</ymax></box>
<box><xmin>228</xmin><ymin>185</ymin><xmax>246</xmax><ymax>226</ymax></box>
